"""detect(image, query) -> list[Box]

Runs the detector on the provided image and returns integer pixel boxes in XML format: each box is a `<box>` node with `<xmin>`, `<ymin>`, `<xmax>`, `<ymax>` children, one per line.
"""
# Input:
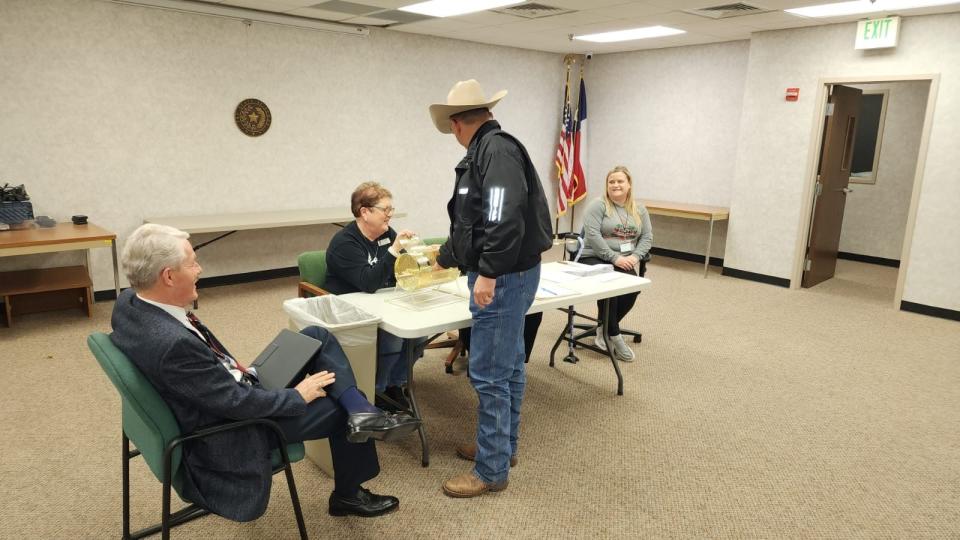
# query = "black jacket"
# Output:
<box><xmin>437</xmin><ymin>120</ymin><xmax>553</xmax><ymax>278</ymax></box>
<box><xmin>325</xmin><ymin>221</ymin><xmax>397</xmax><ymax>294</ymax></box>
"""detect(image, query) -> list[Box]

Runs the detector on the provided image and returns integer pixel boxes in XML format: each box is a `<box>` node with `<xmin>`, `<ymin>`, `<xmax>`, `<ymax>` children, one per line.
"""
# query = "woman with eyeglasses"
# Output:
<box><xmin>325</xmin><ymin>181</ymin><xmax>416</xmax><ymax>410</ymax></box>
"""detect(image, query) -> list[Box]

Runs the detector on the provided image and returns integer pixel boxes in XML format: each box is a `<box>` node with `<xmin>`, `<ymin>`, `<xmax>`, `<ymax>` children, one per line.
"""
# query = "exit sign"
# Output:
<box><xmin>856</xmin><ymin>16</ymin><xmax>900</xmax><ymax>49</ymax></box>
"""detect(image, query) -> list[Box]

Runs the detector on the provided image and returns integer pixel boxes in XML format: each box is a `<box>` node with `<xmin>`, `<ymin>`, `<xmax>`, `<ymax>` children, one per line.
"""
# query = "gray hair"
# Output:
<box><xmin>121</xmin><ymin>224</ymin><xmax>190</xmax><ymax>290</ymax></box>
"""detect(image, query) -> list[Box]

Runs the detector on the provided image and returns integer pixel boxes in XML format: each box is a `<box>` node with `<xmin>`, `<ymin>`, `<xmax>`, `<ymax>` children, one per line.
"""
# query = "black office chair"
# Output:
<box><xmin>549</xmin><ymin>232</ymin><xmax>647</xmax><ymax>365</ymax></box>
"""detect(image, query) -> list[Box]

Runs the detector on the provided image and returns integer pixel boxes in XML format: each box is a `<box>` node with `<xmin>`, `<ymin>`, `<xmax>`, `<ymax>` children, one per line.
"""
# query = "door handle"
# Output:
<box><xmin>834</xmin><ymin>187</ymin><xmax>853</xmax><ymax>194</ymax></box>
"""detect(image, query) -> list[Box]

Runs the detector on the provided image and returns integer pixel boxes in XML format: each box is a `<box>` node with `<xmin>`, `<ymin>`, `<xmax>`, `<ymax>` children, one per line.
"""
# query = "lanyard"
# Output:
<box><xmin>613</xmin><ymin>205</ymin><xmax>636</xmax><ymax>240</ymax></box>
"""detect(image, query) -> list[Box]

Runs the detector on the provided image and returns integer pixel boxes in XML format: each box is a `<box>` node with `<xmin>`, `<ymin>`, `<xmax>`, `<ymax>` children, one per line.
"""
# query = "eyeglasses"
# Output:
<box><xmin>368</xmin><ymin>205</ymin><xmax>396</xmax><ymax>216</ymax></box>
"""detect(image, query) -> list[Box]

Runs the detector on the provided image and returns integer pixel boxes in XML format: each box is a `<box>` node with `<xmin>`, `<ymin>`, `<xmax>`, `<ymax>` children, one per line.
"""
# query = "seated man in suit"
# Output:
<box><xmin>110</xmin><ymin>223</ymin><xmax>420</xmax><ymax>522</ymax></box>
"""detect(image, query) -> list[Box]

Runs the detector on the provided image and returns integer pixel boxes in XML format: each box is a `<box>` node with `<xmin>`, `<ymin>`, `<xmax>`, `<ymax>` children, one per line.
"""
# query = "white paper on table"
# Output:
<box><xmin>387</xmin><ymin>289</ymin><xmax>463</xmax><ymax>310</ymax></box>
<box><xmin>589</xmin><ymin>271</ymin><xmax>627</xmax><ymax>283</ymax></box>
<box><xmin>437</xmin><ymin>279</ymin><xmax>471</xmax><ymax>299</ymax></box>
<box><xmin>540</xmin><ymin>269</ymin><xmax>579</xmax><ymax>284</ymax></box>
<box><xmin>535</xmin><ymin>284</ymin><xmax>577</xmax><ymax>299</ymax></box>
<box><xmin>557</xmin><ymin>261</ymin><xmax>614</xmax><ymax>276</ymax></box>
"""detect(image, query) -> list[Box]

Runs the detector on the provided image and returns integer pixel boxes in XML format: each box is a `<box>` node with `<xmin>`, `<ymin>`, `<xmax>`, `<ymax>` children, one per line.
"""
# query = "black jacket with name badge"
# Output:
<box><xmin>437</xmin><ymin>120</ymin><xmax>553</xmax><ymax>278</ymax></box>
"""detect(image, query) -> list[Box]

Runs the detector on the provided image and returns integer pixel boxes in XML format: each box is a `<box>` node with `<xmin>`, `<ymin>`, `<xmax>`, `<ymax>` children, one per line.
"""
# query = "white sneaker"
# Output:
<box><xmin>610</xmin><ymin>334</ymin><xmax>635</xmax><ymax>362</ymax></box>
<box><xmin>594</xmin><ymin>329</ymin><xmax>607</xmax><ymax>352</ymax></box>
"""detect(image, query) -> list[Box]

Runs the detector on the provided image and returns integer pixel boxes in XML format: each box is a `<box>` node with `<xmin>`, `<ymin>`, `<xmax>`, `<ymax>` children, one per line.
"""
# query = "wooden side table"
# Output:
<box><xmin>0</xmin><ymin>266</ymin><xmax>92</xmax><ymax>326</ymax></box>
<box><xmin>0</xmin><ymin>222</ymin><xmax>119</xmax><ymax>326</ymax></box>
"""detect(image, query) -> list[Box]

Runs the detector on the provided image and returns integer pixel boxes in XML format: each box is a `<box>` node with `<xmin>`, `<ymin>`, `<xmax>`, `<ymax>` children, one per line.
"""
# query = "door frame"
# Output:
<box><xmin>790</xmin><ymin>74</ymin><xmax>940</xmax><ymax>308</ymax></box>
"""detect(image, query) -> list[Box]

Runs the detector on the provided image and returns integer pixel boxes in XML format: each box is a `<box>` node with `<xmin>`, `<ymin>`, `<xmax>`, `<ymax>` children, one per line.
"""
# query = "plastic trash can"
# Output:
<box><xmin>283</xmin><ymin>295</ymin><xmax>380</xmax><ymax>477</ymax></box>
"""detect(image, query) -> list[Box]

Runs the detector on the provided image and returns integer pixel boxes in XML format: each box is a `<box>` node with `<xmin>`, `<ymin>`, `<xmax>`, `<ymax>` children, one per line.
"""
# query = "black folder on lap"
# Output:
<box><xmin>250</xmin><ymin>329</ymin><xmax>322</xmax><ymax>390</ymax></box>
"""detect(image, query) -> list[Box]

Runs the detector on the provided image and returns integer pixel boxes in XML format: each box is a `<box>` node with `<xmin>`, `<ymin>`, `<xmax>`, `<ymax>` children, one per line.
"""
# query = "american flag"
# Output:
<box><xmin>555</xmin><ymin>77</ymin><xmax>574</xmax><ymax>216</ymax></box>
<box><xmin>555</xmin><ymin>73</ymin><xmax>587</xmax><ymax>216</ymax></box>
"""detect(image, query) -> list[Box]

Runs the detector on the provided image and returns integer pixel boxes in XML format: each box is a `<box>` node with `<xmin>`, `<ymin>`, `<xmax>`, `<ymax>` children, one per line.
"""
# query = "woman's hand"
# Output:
<box><xmin>614</xmin><ymin>255</ymin><xmax>639</xmax><ymax>271</ymax></box>
<box><xmin>391</xmin><ymin>230</ymin><xmax>416</xmax><ymax>253</ymax></box>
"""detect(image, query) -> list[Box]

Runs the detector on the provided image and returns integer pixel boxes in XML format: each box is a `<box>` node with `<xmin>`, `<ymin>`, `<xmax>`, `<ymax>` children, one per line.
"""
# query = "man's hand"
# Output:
<box><xmin>473</xmin><ymin>275</ymin><xmax>496</xmax><ymax>308</ymax></box>
<box><xmin>295</xmin><ymin>371</ymin><xmax>335</xmax><ymax>404</ymax></box>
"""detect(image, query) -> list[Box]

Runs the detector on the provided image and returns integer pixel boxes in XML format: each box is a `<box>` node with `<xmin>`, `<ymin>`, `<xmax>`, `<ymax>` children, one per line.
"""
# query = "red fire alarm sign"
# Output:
<box><xmin>786</xmin><ymin>87</ymin><xmax>800</xmax><ymax>101</ymax></box>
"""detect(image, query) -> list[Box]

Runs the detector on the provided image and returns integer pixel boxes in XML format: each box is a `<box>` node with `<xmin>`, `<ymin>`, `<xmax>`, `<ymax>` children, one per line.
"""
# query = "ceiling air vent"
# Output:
<box><xmin>494</xmin><ymin>3</ymin><xmax>573</xmax><ymax>19</ymax></box>
<box><xmin>684</xmin><ymin>3</ymin><xmax>771</xmax><ymax>19</ymax></box>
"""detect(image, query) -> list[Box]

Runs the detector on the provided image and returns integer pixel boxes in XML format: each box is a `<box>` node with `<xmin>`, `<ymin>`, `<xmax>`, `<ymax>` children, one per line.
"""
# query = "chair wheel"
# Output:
<box><xmin>633</xmin><ymin>334</ymin><xmax>642</xmax><ymax>343</ymax></box>
<box><xmin>562</xmin><ymin>353</ymin><xmax>579</xmax><ymax>364</ymax></box>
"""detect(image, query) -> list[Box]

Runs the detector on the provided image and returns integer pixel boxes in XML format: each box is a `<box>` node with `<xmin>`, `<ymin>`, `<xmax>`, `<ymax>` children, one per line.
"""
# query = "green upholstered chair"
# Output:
<box><xmin>297</xmin><ymin>250</ymin><xmax>329</xmax><ymax>298</ymax></box>
<box><xmin>87</xmin><ymin>333</ymin><xmax>308</xmax><ymax>540</ymax></box>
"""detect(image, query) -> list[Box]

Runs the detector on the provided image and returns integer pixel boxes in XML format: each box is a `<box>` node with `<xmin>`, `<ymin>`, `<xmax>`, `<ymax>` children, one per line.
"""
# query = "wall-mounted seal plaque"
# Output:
<box><xmin>235</xmin><ymin>98</ymin><xmax>271</xmax><ymax>137</ymax></box>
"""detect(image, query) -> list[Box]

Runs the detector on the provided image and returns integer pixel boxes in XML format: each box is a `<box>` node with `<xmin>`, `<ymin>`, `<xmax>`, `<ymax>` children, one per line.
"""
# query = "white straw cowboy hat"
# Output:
<box><xmin>429</xmin><ymin>79</ymin><xmax>507</xmax><ymax>134</ymax></box>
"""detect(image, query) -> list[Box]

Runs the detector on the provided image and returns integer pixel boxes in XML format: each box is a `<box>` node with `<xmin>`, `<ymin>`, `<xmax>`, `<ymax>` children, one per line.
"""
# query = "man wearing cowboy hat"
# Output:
<box><xmin>430</xmin><ymin>79</ymin><xmax>553</xmax><ymax>498</ymax></box>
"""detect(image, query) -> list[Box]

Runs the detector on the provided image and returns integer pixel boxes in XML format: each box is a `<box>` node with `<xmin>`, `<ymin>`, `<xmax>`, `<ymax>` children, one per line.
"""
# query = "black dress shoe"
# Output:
<box><xmin>328</xmin><ymin>487</ymin><xmax>399</xmax><ymax>517</ymax></box>
<box><xmin>346</xmin><ymin>411</ymin><xmax>421</xmax><ymax>443</ymax></box>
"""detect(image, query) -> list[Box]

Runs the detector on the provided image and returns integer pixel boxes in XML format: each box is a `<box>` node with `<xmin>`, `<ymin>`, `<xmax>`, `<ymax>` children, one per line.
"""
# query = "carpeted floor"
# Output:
<box><xmin>1</xmin><ymin>257</ymin><xmax>957</xmax><ymax>539</ymax></box>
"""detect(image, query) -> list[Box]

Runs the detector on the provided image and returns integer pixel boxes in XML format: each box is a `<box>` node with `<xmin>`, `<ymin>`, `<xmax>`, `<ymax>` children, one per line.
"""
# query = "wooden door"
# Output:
<box><xmin>803</xmin><ymin>84</ymin><xmax>862</xmax><ymax>288</ymax></box>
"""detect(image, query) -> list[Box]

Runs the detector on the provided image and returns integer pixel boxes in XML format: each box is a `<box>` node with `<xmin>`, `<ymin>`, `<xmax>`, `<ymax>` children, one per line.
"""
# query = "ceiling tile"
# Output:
<box><xmin>177</xmin><ymin>0</ymin><xmax>960</xmax><ymax>55</ymax></box>
<box><xmin>343</xmin><ymin>15</ymin><xmax>397</xmax><ymax>24</ymax></box>
<box><xmin>345</xmin><ymin>0</ymin><xmax>412</xmax><ymax>7</ymax></box>
<box><xmin>631</xmin><ymin>10</ymin><xmax>725</xmax><ymax>27</ymax></box>
<box><xmin>729</xmin><ymin>10</ymin><xmax>812</xmax><ymax>29</ymax></box>
<box><xmin>220</xmin><ymin>0</ymin><xmax>327</xmax><ymax>8</ymax></box>
<box><xmin>541</xmin><ymin>0</ymin><xmax>638</xmax><ymax>9</ymax></box>
<box><xmin>310</xmin><ymin>0</ymin><xmax>381</xmax><ymax>15</ymax></box>
<box><xmin>748</xmin><ymin>0</ymin><xmax>830</xmax><ymax>8</ymax></box>
<box><xmin>494</xmin><ymin>10</ymin><xmax>617</xmax><ymax>33</ymax></box>
<box><xmin>670</xmin><ymin>17</ymin><xmax>759</xmax><ymax>35</ymax></box>
<box><xmin>642</xmin><ymin>0</ymin><xmax>728</xmax><ymax>9</ymax></box>
<box><xmin>567</xmin><ymin>19</ymin><xmax>656</xmax><ymax>36</ymax></box>
<box><xmin>590</xmin><ymin>2</ymin><xmax>673</xmax><ymax>19</ymax></box>
<box><xmin>283</xmin><ymin>6</ymin><xmax>354</xmax><ymax>19</ymax></box>
<box><xmin>390</xmin><ymin>17</ymin><xmax>484</xmax><ymax>34</ymax></box>
<box><xmin>219</xmin><ymin>0</ymin><xmax>324</xmax><ymax>11</ymax></box>
<box><xmin>452</xmin><ymin>11</ymin><xmax>522</xmax><ymax>26</ymax></box>
<box><xmin>373</xmin><ymin>9</ymin><xmax>432</xmax><ymax>23</ymax></box>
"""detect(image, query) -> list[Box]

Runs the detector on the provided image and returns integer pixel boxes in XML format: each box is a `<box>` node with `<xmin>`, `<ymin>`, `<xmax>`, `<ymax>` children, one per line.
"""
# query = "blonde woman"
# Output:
<box><xmin>579</xmin><ymin>166</ymin><xmax>653</xmax><ymax>361</ymax></box>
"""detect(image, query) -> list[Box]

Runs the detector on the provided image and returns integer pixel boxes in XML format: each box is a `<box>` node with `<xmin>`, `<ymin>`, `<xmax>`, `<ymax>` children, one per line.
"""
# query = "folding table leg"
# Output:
<box><xmin>405</xmin><ymin>340</ymin><xmax>430</xmax><ymax>466</ymax></box>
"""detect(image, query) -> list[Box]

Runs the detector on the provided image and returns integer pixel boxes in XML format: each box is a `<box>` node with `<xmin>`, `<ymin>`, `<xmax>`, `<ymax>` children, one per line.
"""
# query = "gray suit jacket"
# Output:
<box><xmin>110</xmin><ymin>289</ymin><xmax>306</xmax><ymax>521</ymax></box>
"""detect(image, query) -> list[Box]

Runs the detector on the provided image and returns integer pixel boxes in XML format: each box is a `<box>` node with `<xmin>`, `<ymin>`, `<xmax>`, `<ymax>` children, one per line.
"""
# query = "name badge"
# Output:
<box><xmin>619</xmin><ymin>242</ymin><xmax>634</xmax><ymax>253</ymax></box>
<box><xmin>458</xmin><ymin>187</ymin><xmax>469</xmax><ymax>194</ymax></box>
<box><xmin>378</xmin><ymin>238</ymin><xmax>391</xmax><ymax>246</ymax></box>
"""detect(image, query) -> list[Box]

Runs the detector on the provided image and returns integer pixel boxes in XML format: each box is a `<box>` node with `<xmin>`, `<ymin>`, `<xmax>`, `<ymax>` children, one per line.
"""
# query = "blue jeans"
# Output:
<box><xmin>467</xmin><ymin>264</ymin><xmax>540</xmax><ymax>484</ymax></box>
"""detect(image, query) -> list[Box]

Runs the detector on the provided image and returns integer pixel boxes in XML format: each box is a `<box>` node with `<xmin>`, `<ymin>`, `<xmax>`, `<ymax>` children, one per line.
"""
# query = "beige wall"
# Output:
<box><xmin>0</xmin><ymin>0</ymin><xmax>562</xmax><ymax>291</ymax></box>
<box><xmin>726</xmin><ymin>14</ymin><xmax>959</xmax><ymax>311</ymax></box>
<box><xmin>587</xmin><ymin>40</ymin><xmax>749</xmax><ymax>259</ymax></box>
<box><xmin>3</xmin><ymin>2</ymin><xmax>958</xmax><ymax>313</ymax></box>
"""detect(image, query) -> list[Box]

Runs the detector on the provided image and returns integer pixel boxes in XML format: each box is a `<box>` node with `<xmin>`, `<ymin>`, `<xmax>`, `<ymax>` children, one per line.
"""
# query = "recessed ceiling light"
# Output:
<box><xmin>399</xmin><ymin>0</ymin><xmax>525</xmax><ymax>18</ymax></box>
<box><xmin>786</xmin><ymin>0</ymin><xmax>960</xmax><ymax>18</ymax></box>
<box><xmin>573</xmin><ymin>26</ymin><xmax>685</xmax><ymax>43</ymax></box>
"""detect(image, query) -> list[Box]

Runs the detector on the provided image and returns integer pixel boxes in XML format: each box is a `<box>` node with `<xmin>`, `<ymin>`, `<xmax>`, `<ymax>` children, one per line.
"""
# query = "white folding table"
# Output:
<box><xmin>338</xmin><ymin>262</ymin><xmax>651</xmax><ymax>466</ymax></box>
